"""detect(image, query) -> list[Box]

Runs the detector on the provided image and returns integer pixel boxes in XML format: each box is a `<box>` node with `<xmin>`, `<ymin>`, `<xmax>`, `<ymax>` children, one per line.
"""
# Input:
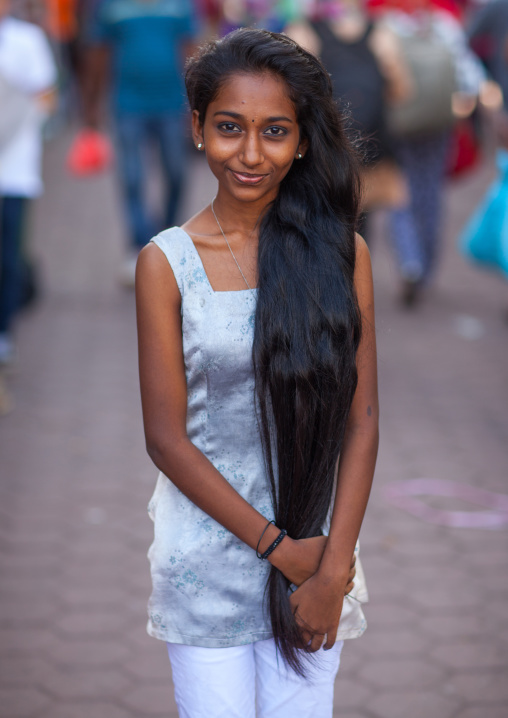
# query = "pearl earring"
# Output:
<box><xmin>197</xmin><ymin>143</ymin><xmax>204</xmax><ymax>150</ymax></box>
<box><xmin>297</xmin><ymin>152</ymin><xmax>303</xmax><ymax>159</ymax></box>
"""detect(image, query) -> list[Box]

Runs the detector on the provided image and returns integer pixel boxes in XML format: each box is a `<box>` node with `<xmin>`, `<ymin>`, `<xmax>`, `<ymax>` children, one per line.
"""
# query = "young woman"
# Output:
<box><xmin>136</xmin><ymin>28</ymin><xmax>378</xmax><ymax>718</ymax></box>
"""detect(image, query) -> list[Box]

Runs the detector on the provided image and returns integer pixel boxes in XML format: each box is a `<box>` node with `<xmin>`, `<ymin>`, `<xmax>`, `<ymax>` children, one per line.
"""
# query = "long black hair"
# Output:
<box><xmin>186</xmin><ymin>28</ymin><xmax>362</xmax><ymax>675</ymax></box>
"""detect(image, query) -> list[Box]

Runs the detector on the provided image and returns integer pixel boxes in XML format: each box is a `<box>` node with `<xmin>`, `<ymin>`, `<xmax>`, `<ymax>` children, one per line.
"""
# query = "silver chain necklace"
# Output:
<box><xmin>211</xmin><ymin>198</ymin><xmax>252</xmax><ymax>290</ymax></box>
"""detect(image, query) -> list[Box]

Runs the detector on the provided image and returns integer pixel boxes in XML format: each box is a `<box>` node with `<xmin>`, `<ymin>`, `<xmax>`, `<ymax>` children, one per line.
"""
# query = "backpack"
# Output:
<box><xmin>311</xmin><ymin>20</ymin><xmax>386</xmax><ymax>158</ymax></box>
<box><xmin>386</xmin><ymin>30</ymin><xmax>456</xmax><ymax>137</ymax></box>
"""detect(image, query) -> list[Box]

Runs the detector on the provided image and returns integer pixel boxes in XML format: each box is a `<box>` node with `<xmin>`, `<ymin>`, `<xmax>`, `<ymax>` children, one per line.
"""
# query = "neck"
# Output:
<box><xmin>212</xmin><ymin>191</ymin><xmax>274</xmax><ymax>235</ymax></box>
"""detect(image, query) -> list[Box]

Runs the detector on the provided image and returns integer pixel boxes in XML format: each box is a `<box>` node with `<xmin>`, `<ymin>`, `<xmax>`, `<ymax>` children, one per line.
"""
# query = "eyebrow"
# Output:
<box><xmin>213</xmin><ymin>111</ymin><xmax>294</xmax><ymax>123</ymax></box>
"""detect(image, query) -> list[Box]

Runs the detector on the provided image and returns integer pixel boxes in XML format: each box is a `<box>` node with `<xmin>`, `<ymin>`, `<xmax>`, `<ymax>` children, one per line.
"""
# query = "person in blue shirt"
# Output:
<box><xmin>84</xmin><ymin>0</ymin><xmax>199</xmax><ymax>285</ymax></box>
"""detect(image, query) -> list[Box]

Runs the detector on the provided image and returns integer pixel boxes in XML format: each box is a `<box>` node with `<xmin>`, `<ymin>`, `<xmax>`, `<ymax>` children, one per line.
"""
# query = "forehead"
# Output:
<box><xmin>209</xmin><ymin>72</ymin><xmax>297</xmax><ymax>120</ymax></box>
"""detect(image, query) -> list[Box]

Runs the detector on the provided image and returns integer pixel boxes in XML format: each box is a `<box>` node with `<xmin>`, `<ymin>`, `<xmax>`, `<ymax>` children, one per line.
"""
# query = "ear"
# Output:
<box><xmin>297</xmin><ymin>137</ymin><xmax>309</xmax><ymax>159</ymax></box>
<box><xmin>192</xmin><ymin>110</ymin><xmax>204</xmax><ymax>150</ymax></box>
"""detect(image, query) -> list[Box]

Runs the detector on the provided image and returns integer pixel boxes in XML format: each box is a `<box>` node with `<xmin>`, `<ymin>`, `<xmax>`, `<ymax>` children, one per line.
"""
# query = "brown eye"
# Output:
<box><xmin>218</xmin><ymin>122</ymin><xmax>241</xmax><ymax>133</ymax></box>
<box><xmin>264</xmin><ymin>126</ymin><xmax>287</xmax><ymax>137</ymax></box>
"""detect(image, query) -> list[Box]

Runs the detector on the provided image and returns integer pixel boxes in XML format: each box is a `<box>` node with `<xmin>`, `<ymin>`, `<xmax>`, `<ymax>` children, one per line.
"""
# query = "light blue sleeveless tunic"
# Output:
<box><xmin>146</xmin><ymin>227</ymin><xmax>368</xmax><ymax>648</ymax></box>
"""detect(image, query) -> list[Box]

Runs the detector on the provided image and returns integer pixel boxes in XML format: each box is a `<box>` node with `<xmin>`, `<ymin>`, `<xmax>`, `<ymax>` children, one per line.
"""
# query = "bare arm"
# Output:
<box><xmin>369</xmin><ymin>24</ymin><xmax>413</xmax><ymax>103</ymax></box>
<box><xmin>286</xmin><ymin>235</ymin><xmax>379</xmax><ymax>650</ymax></box>
<box><xmin>284</xmin><ymin>21</ymin><xmax>322</xmax><ymax>56</ymax></box>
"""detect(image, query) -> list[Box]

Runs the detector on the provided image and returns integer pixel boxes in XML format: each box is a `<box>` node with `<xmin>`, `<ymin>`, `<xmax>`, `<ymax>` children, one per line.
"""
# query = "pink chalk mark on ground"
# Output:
<box><xmin>383</xmin><ymin>479</ymin><xmax>508</xmax><ymax>529</ymax></box>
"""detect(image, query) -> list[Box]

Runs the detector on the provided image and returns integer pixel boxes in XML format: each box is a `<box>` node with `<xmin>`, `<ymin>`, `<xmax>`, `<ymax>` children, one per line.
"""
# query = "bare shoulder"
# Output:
<box><xmin>355</xmin><ymin>232</ymin><xmax>368</xmax><ymax>254</ymax></box>
<box><xmin>135</xmin><ymin>242</ymin><xmax>180</xmax><ymax>307</ymax></box>
<box><xmin>136</xmin><ymin>241</ymin><xmax>170</xmax><ymax>279</ymax></box>
<box><xmin>354</xmin><ymin>233</ymin><xmax>372</xmax><ymax>275</ymax></box>
<box><xmin>353</xmin><ymin>233</ymin><xmax>374</xmax><ymax>311</ymax></box>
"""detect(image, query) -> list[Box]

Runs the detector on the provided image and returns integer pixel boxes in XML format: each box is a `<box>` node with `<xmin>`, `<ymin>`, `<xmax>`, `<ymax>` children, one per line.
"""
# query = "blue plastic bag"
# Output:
<box><xmin>459</xmin><ymin>149</ymin><xmax>508</xmax><ymax>279</ymax></box>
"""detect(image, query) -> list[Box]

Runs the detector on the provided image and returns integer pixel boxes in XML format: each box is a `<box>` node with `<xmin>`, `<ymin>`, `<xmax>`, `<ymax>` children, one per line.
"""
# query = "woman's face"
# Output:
<box><xmin>193</xmin><ymin>71</ymin><xmax>307</xmax><ymax>206</ymax></box>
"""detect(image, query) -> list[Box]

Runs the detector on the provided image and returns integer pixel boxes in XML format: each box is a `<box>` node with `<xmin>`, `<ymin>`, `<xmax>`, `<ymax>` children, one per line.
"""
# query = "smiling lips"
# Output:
<box><xmin>229</xmin><ymin>169</ymin><xmax>267</xmax><ymax>185</ymax></box>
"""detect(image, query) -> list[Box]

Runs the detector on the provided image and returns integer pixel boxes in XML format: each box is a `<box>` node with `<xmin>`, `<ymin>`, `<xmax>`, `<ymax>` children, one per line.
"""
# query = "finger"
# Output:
<box><xmin>301</xmin><ymin>629</ymin><xmax>314</xmax><ymax>647</ymax></box>
<box><xmin>350</xmin><ymin>553</ymin><xmax>357</xmax><ymax>568</ymax></box>
<box><xmin>323</xmin><ymin>626</ymin><xmax>338</xmax><ymax>651</ymax></box>
<box><xmin>344</xmin><ymin>579</ymin><xmax>355</xmax><ymax>595</ymax></box>
<box><xmin>306</xmin><ymin>632</ymin><xmax>325</xmax><ymax>653</ymax></box>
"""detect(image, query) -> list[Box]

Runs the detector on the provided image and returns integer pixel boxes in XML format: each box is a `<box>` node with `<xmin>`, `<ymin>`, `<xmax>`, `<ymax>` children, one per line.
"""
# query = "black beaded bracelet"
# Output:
<box><xmin>255</xmin><ymin>520</ymin><xmax>275</xmax><ymax>559</ymax></box>
<box><xmin>257</xmin><ymin>529</ymin><xmax>287</xmax><ymax>561</ymax></box>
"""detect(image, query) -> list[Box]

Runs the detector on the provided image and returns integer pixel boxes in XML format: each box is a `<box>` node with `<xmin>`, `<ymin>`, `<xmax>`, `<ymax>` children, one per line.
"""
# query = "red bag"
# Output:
<box><xmin>446</xmin><ymin>118</ymin><xmax>481</xmax><ymax>178</ymax></box>
<box><xmin>66</xmin><ymin>129</ymin><xmax>113</xmax><ymax>176</ymax></box>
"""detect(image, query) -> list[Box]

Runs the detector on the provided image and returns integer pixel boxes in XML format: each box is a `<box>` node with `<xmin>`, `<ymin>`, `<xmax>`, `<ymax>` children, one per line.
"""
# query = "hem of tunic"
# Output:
<box><xmin>336</xmin><ymin>619</ymin><xmax>368</xmax><ymax>641</ymax></box>
<box><xmin>146</xmin><ymin>622</ymin><xmax>273</xmax><ymax>647</ymax></box>
<box><xmin>146</xmin><ymin>619</ymin><xmax>367</xmax><ymax>646</ymax></box>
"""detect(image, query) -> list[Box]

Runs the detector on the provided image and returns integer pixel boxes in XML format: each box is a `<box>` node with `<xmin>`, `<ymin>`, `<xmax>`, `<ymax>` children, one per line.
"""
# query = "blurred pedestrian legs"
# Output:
<box><xmin>0</xmin><ymin>0</ymin><xmax>56</xmax><ymax>363</ymax></box>
<box><xmin>389</xmin><ymin>132</ymin><xmax>449</xmax><ymax>291</ymax></box>
<box><xmin>114</xmin><ymin>113</ymin><xmax>186</xmax><ymax>251</ymax></box>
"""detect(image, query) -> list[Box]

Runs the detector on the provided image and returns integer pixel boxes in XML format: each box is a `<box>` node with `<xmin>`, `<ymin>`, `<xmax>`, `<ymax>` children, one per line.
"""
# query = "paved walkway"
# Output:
<box><xmin>1</xmin><ymin>129</ymin><xmax>507</xmax><ymax>718</ymax></box>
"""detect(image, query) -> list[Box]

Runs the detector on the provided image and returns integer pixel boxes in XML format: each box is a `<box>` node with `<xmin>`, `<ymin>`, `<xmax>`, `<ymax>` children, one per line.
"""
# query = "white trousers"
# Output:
<box><xmin>167</xmin><ymin>638</ymin><xmax>344</xmax><ymax>718</ymax></box>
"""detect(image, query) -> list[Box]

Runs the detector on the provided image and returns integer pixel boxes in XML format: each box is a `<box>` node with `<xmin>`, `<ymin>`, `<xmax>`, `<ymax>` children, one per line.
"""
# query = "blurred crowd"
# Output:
<box><xmin>0</xmin><ymin>0</ymin><xmax>507</xmax><ymax>374</ymax></box>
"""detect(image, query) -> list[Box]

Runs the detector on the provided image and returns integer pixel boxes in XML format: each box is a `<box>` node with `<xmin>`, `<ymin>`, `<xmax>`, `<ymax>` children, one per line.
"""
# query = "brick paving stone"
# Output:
<box><xmin>120</xmin><ymin>684</ymin><xmax>178</xmax><ymax>715</ymax></box>
<box><xmin>360</xmin><ymin>601</ymin><xmax>418</xmax><ymax>628</ymax></box>
<box><xmin>0</xmin><ymin>576</ymin><xmax>57</xmax><ymax>599</ymax></box>
<box><xmin>432</xmin><ymin>641</ymin><xmax>508</xmax><ymax>671</ymax></box>
<box><xmin>40</xmin><ymin>666</ymin><xmax>131</xmax><ymax>701</ymax></box>
<box><xmin>0</xmin><ymin>597</ymin><xmax>61</xmax><ymax>628</ymax></box>
<box><xmin>0</xmin><ymin>688</ymin><xmax>51</xmax><ymax>717</ymax></box>
<box><xmin>334</xmin><ymin>676</ymin><xmax>374</xmax><ymax>710</ymax></box>
<box><xmin>0</xmin><ymin>628</ymin><xmax>59</xmax><ymax>655</ymax></box>
<box><xmin>0</xmin><ymin>544</ymin><xmax>62</xmax><ymax>573</ymax></box>
<box><xmin>0</xmin><ymin>658</ymin><xmax>55</xmax><ymax>687</ymax></box>
<box><xmin>59</xmin><ymin>559</ymin><xmax>127</xmax><ymax>584</ymax></box>
<box><xmin>359</xmin><ymin>657</ymin><xmax>444</xmax><ymax>689</ymax></box>
<box><xmin>448</xmin><ymin>672</ymin><xmax>508</xmax><ymax>703</ymax></box>
<box><xmin>393</xmin><ymin>563</ymin><xmax>466</xmax><ymax>585</ymax></box>
<box><xmin>39</xmin><ymin>701</ymin><xmax>135</xmax><ymax>718</ymax></box>
<box><xmin>455</xmin><ymin>706</ymin><xmax>508</xmax><ymax>718</ymax></box>
<box><xmin>410</xmin><ymin>581</ymin><xmax>484</xmax><ymax>611</ymax></box>
<box><xmin>45</xmin><ymin>637</ymin><xmax>131</xmax><ymax>669</ymax></box>
<box><xmin>122</xmin><ymin>646</ymin><xmax>173</xmax><ymax>682</ymax></box>
<box><xmin>366</xmin><ymin>690</ymin><xmax>461</xmax><ymax>718</ymax></box>
<box><xmin>354</xmin><ymin>627</ymin><xmax>430</xmax><ymax>658</ymax></box>
<box><xmin>483</xmin><ymin>601</ymin><xmax>508</xmax><ymax>628</ymax></box>
<box><xmin>471</xmin><ymin>572</ymin><xmax>508</xmax><ymax>595</ymax></box>
<box><xmin>460</xmin><ymin>548</ymin><xmax>508</xmax><ymax>569</ymax></box>
<box><xmin>53</xmin><ymin>609</ymin><xmax>130</xmax><ymax>637</ymax></box>
<box><xmin>419</xmin><ymin>612</ymin><xmax>487</xmax><ymax>640</ymax></box>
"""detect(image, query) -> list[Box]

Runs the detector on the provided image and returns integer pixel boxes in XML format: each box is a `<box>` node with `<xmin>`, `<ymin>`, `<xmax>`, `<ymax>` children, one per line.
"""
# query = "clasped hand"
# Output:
<box><xmin>270</xmin><ymin>536</ymin><xmax>356</xmax><ymax>652</ymax></box>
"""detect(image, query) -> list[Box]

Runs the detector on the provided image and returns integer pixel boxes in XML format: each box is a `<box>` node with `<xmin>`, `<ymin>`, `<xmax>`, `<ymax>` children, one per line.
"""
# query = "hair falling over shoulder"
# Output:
<box><xmin>186</xmin><ymin>28</ymin><xmax>362</xmax><ymax>676</ymax></box>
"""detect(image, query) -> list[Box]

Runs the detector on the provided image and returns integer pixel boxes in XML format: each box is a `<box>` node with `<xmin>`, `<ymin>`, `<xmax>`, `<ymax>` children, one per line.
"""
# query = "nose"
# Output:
<box><xmin>239</xmin><ymin>131</ymin><xmax>264</xmax><ymax>168</ymax></box>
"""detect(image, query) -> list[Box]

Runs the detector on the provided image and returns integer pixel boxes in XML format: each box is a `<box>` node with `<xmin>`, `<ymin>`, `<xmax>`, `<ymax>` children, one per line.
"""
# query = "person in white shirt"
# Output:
<box><xmin>0</xmin><ymin>0</ymin><xmax>56</xmax><ymax>363</ymax></box>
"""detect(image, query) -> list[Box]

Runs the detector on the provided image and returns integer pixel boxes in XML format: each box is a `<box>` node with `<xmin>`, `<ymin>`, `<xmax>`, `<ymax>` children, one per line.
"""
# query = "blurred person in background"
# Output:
<box><xmin>286</xmin><ymin>0</ymin><xmax>411</xmax><ymax>241</ymax></box>
<box><xmin>371</xmin><ymin>0</ymin><xmax>485</xmax><ymax>307</ymax></box>
<box><xmin>0</xmin><ymin>0</ymin><xmax>57</xmax><ymax>364</ymax></box>
<box><xmin>469</xmin><ymin>0</ymin><xmax>508</xmax><ymax>148</ymax></box>
<box><xmin>457</xmin><ymin>0</ymin><xmax>508</xmax><ymax>306</ymax></box>
<box><xmin>83</xmin><ymin>0</ymin><xmax>200</xmax><ymax>288</ymax></box>
<box><xmin>213</xmin><ymin>0</ymin><xmax>294</xmax><ymax>32</ymax></box>
<box><xmin>43</xmin><ymin>0</ymin><xmax>82</xmax><ymax>122</ymax></box>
